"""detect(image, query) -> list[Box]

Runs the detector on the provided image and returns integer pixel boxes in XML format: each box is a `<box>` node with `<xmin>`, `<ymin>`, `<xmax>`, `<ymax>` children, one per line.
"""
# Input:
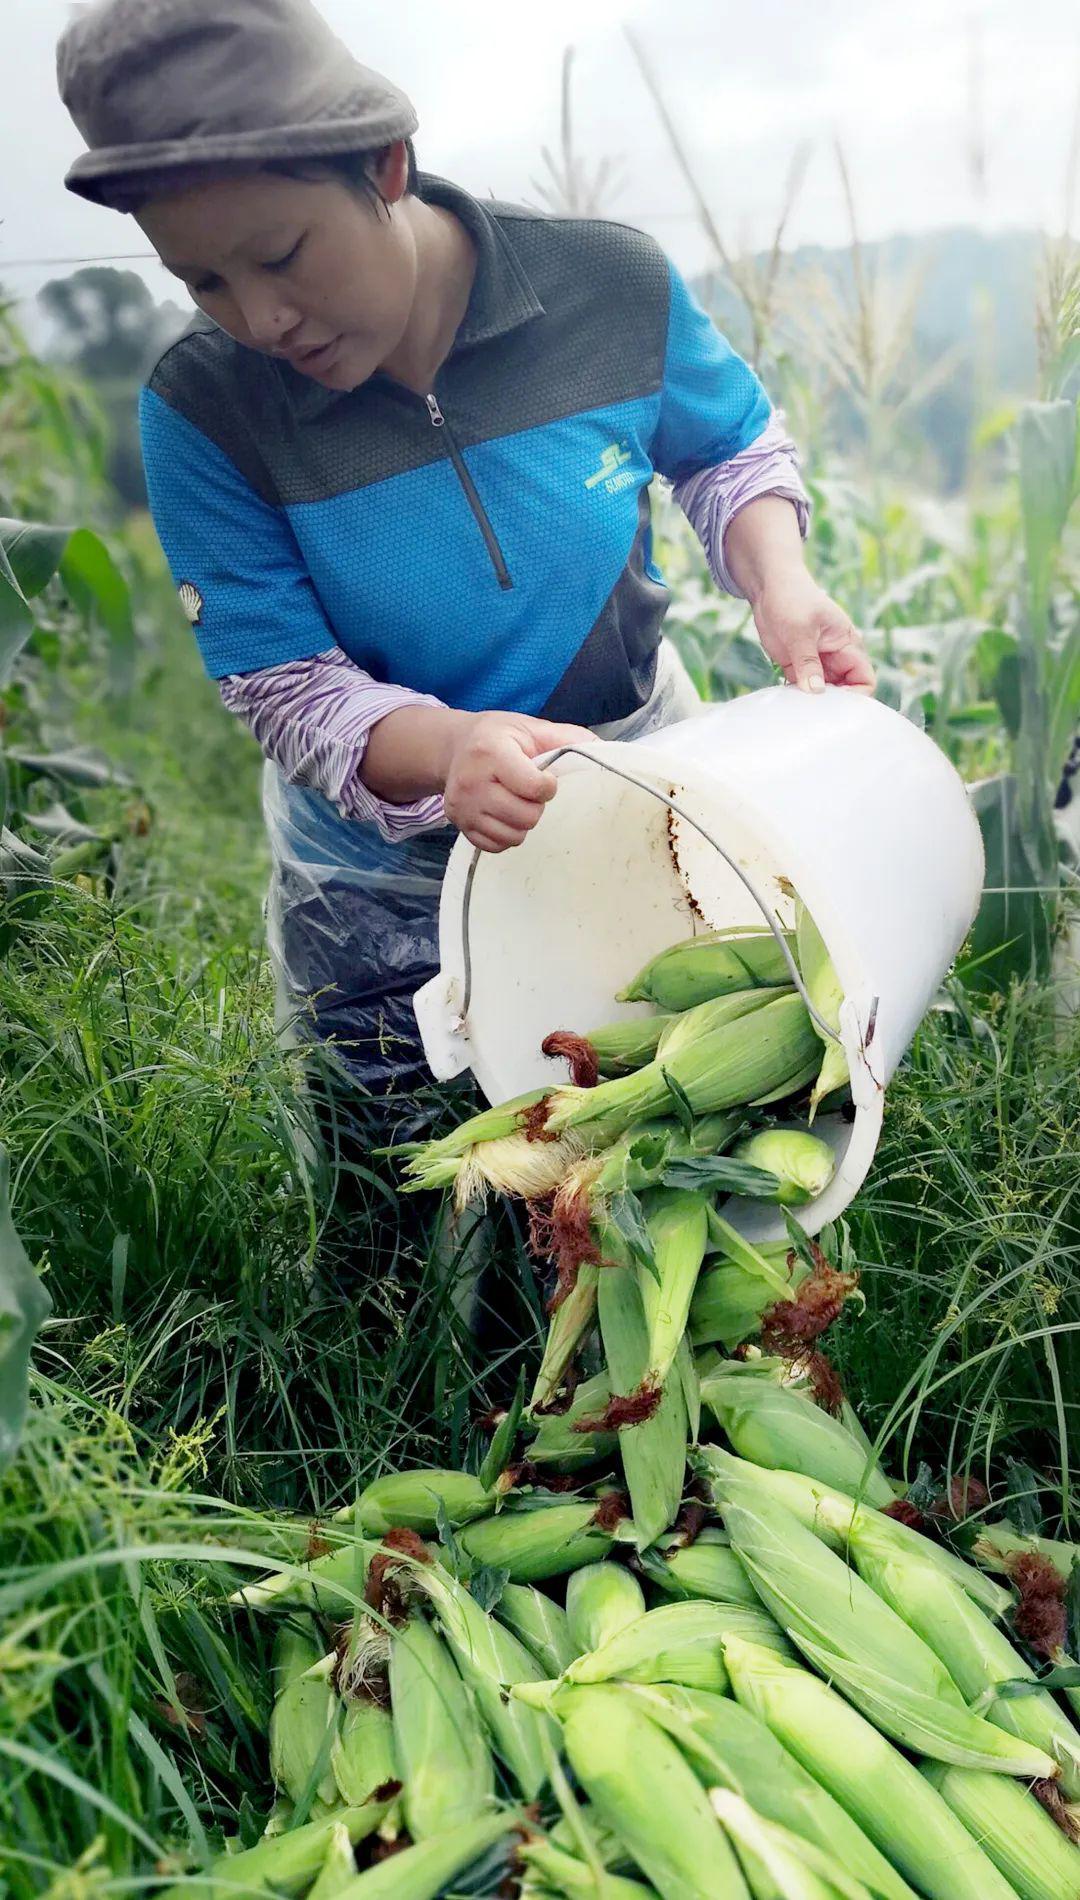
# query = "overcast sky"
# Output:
<box><xmin>4</xmin><ymin>0</ymin><xmax>1079</xmax><ymax>324</ymax></box>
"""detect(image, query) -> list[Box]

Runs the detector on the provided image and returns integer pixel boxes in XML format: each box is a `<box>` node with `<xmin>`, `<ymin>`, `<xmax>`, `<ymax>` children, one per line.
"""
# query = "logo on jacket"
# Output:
<box><xmin>178</xmin><ymin>581</ymin><xmax>204</xmax><ymax>625</ymax></box>
<box><xmin>584</xmin><ymin>440</ymin><xmax>635</xmax><ymax>494</ymax></box>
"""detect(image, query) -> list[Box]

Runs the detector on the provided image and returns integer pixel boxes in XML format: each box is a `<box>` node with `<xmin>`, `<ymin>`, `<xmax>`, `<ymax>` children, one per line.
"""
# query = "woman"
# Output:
<box><xmin>58</xmin><ymin>0</ymin><xmax>874</xmax><ymax>1142</ymax></box>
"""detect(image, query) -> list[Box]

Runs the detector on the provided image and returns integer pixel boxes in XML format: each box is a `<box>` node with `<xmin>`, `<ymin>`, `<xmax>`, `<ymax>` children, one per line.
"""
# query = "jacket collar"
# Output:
<box><xmin>274</xmin><ymin>172</ymin><xmax>545</xmax><ymax>418</ymax></box>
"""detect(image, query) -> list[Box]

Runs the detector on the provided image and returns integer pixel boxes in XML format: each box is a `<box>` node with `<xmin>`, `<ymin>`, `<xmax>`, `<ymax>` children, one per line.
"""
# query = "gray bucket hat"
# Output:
<box><xmin>58</xmin><ymin>0</ymin><xmax>418</xmax><ymax>208</ymax></box>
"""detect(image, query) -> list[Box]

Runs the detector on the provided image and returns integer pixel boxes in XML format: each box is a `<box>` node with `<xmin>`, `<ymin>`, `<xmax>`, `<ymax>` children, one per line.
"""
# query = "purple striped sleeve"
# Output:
<box><xmin>219</xmin><ymin>648</ymin><xmax>448</xmax><ymax>842</ymax></box>
<box><xmin>672</xmin><ymin>409</ymin><xmax>811</xmax><ymax>598</ymax></box>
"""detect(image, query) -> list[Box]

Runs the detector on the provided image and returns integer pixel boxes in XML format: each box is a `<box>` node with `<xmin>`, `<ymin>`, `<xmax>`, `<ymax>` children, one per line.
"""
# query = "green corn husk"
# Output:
<box><xmin>526</xmin><ymin>1370</ymin><xmax>618</xmax><ymax>1470</ymax></box>
<box><xmin>518</xmin><ymin>1835</ymin><xmax>656</xmax><ymax>1897</ymax></box>
<box><xmin>655</xmin><ymin>986</ymin><xmax>791</xmax><ymax>1061</ymax></box>
<box><xmin>415</xmin><ymin>1558</ymin><xmax>556</xmax><ymax>1799</ymax></box>
<box><xmin>794</xmin><ymin>899</ymin><xmax>850</xmax><ymax>1123</ymax></box>
<box><xmin>335</xmin><ymin>1467</ymin><xmax>494</xmax><ymax>1533</ymax></box>
<box><xmin>722</xmin><ymin>1637</ymin><xmax>1022</xmax><ymax>1900</ymax></box>
<box><xmin>548</xmin><ymin>1808</ymin><xmax>633</xmax><ymax>1869</ymax></box>
<box><xmin>331</xmin><ymin>1695</ymin><xmax>399</xmax><ymax>1813</ymax></box>
<box><xmin>639</xmin><ymin>1530</ymin><xmax>762</xmax><ymax>1609</ymax></box>
<box><xmin>619</xmin><ymin>925</ymin><xmax>796</xmax><ymax>1010</ymax></box>
<box><xmin>228</xmin><ymin>1536</ymin><xmax>376</xmax><ymax>1614</ymax></box>
<box><xmin>619</xmin><ymin>1683</ymin><xmax>918</xmax><ymax>1900</ymax></box>
<box><xmin>921</xmin><ymin>1761</ymin><xmax>1080</xmax><ymax>1900</ymax></box>
<box><xmin>636</xmin><ymin>1187</ymin><xmax>710</xmax><ymax>1385</ymax></box>
<box><xmin>400</xmin><ymin>1087</ymin><xmax>548</xmax><ymax>1175</ymax></box>
<box><xmin>709</xmin><ymin>1455</ymin><xmax>1056</xmax><ymax>1775</ymax></box>
<box><xmin>564</xmin><ymin>1599</ymin><xmax>790</xmax><ymax>1692</ymax></box>
<box><xmin>586</xmin><ymin>1014</ymin><xmax>675</xmax><ymax>1075</ymax></box>
<box><xmin>710</xmin><ymin>1789</ymin><xmax>875</xmax><ymax>1900</ymax></box>
<box><xmin>703</xmin><ymin>1457</ymin><xmax>1011</xmax><ymax>1619</ymax></box>
<box><xmin>566</xmin><ymin>1561</ymin><xmax>647</xmax><ymax>1654</ymax></box>
<box><xmin>307</xmin><ymin>1823</ymin><xmax>360</xmax><ymax>1900</ymax></box>
<box><xmin>269</xmin><ymin>1624</ymin><xmax>339</xmax><ymax>1809</ymax></box>
<box><xmin>823</xmin><ymin>1498</ymin><xmax>1080</xmax><ymax>1797</ymax></box>
<box><xmin>730</xmin><ymin>1128</ymin><xmax>836</xmax><ymax>1206</ymax></box>
<box><xmin>543</xmin><ymin>994</ymin><xmax>820</xmax><ymax>1145</ymax></box>
<box><xmin>389</xmin><ymin>1613</ymin><xmax>494</xmax><ymax>1839</ymax></box>
<box><xmin>690</xmin><ymin>1254</ymin><xmax>807</xmax><ymax>1351</ymax></box>
<box><xmin>597</xmin><ymin>1252</ymin><xmax>687</xmax><ymax>1550</ymax></box>
<box><xmin>676</xmin><ymin>1330</ymin><xmax>702</xmax><ymax>1446</ymax></box>
<box><xmin>157</xmin><ymin>1807</ymin><xmax>396</xmax><ymax>1900</ymax></box>
<box><xmin>698</xmin><ymin>1370</ymin><xmax>895</xmax><ymax>1507</ymax></box>
<box><xmin>332</xmin><ymin>1810</ymin><xmax>518</xmax><ymax>1899</ymax></box>
<box><xmin>496</xmin><ymin>1582</ymin><xmax>578</xmax><ymax>1677</ymax></box>
<box><xmin>458</xmin><ymin>1501</ymin><xmax>618</xmax><ymax>1583</ymax></box>
<box><xmin>973</xmin><ymin>1522</ymin><xmax>1080</xmax><ymax>1582</ymax></box>
<box><xmin>530</xmin><ymin>1263</ymin><xmax>602</xmax><ymax>1412</ymax></box>
<box><xmin>556</xmin><ymin>1682</ymin><xmax>750</xmax><ymax>1899</ymax></box>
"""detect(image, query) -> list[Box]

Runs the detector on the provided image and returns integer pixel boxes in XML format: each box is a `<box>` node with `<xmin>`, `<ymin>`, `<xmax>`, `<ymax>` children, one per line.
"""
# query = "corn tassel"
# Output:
<box><xmin>619</xmin><ymin>925</ymin><xmax>796</xmax><ymax>1009</ymax></box>
<box><xmin>598</xmin><ymin>1255</ymin><xmax>687</xmax><ymax>1550</ymax></box>
<box><xmin>458</xmin><ymin>1501</ymin><xmax>618</xmax><ymax>1583</ymax></box>
<box><xmin>636</xmin><ymin>1187</ymin><xmax>710</xmax><ymax>1385</ymax></box>
<box><xmin>332</xmin><ymin>1810</ymin><xmax>519</xmax><ymax>1899</ymax></box>
<box><xmin>722</xmin><ymin>1636</ymin><xmax>1021</xmax><ymax>1900</ymax></box>
<box><xmin>710</xmin><ymin>1789</ymin><xmax>875</xmax><ymax>1900</ymax></box>
<box><xmin>556</xmin><ymin>1682</ymin><xmax>750</xmax><ymax>1898</ymax></box>
<box><xmin>335</xmin><ymin>1467</ymin><xmax>493</xmax><ymax>1534</ymax></box>
<box><xmin>388</xmin><ymin>1612</ymin><xmax>493</xmax><ymax>1839</ymax></box>
<box><xmin>795</xmin><ymin>899</ymin><xmax>849</xmax><ymax>1122</ymax></box>
<box><xmin>564</xmin><ymin>1598</ymin><xmax>790</xmax><ymax>1692</ymax></box>
<box><xmin>921</xmin><ymin>1761</ymin><xmax>1080</xmax><ymax>1900</ymax></box>
<box><xmin>452</xmin><ymin>1129</ymin><xmax>585</xmax><ymax>1209</ymax></box>
<box><xmin>698</xmin><ymin>1369</ymin><xmax>895</xmax><ymax>1507</ymax></box>
<box><xmin>566</xmin><ymin>1561</ymin><xmax>647</xmax><ymax>1655</ymax></box>
<box><xmin>618</xmin><ymin>1683</ymin><xmax>917</xmax><ymax>1900</ymax></box>
<box><xmin>543</xmin><ymin>994</ymin><xmax>820</xmax><ymax>1145</ymax></box>
<box><xmin>495</xmin><ymin>1581</ymin><xmax>578</xmax><ymax>1677</ymax></box>
<box><xmin>639</xmin><ymin>1530</ymin><xmax>761</xmax><ymax>1609</ymax></box>
<box><xmin>973</xmin><ymin>1523</ymin><xmax>1079</xmax><ymax>1582</ymax></box>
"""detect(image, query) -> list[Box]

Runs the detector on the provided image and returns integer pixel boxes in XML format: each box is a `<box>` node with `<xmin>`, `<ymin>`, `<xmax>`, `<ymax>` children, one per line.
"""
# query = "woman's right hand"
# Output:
<box><xmin>441</xmin><ymin>710</ymin><xmax>591</xmax><ymax>852</ymax></box>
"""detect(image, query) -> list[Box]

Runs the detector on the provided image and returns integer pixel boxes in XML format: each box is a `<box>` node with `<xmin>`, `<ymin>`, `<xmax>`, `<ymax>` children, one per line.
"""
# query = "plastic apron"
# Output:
<box><xmin>262</xmin><ymin>639</ymin><xmax>700</xmax><ymax>1137</ymax></box>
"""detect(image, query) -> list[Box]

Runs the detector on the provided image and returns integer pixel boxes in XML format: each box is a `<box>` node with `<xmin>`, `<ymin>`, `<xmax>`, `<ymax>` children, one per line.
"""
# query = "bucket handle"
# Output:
<box><xmin>456</xmin><ymin>744</ymin><xmax>877</xmax><ymax>1051</ymax></box>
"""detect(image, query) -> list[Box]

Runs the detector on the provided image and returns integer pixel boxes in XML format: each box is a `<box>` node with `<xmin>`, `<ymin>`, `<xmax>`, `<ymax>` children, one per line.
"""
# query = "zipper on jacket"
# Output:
<box><xmin>425</xmin><ymin>393</ymin><xmax>513</xmax><ymax>591</ymax></box>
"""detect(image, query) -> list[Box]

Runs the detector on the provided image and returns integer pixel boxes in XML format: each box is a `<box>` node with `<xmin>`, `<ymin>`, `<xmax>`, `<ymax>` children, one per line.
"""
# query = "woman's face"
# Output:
<box><xmin>137</xmin><ymin>145</ymin><xmax>417</xmax><ymax>390</ymax></box>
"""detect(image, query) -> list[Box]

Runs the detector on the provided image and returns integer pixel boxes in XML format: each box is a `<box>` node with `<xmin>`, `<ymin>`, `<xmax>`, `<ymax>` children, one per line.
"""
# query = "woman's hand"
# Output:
<box><xmin>441</xmin><ymin>710</ymin><xmax>592</xmax><ymax>852</ymax></box>
<box><xmin>751</xmin><ymin>566</ymin><xmax>876</xmax><ymax>694</ymax></box>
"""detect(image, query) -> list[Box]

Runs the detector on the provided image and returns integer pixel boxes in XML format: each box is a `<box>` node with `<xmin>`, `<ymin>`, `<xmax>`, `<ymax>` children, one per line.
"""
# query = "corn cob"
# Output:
<box><xmin>457</xmin><ymin>1500</ymin><xmax>619</xmax><ymax>1583</ymax></box>
<box><xmin>639</xmin><ymin>1530</ymin><xmax>762</xmax><ymax>1609</ymax></box>
<box><xmin>597</xmin><ymin>1251</ymin><xmax>687</xmax><ymax>1549</ymax></box>
<box><xmin>690</xmin><ymin>1255</ymin><xmax>807</xmax><ymax>1351</ymax></box>
<box><xmin>157</xmin><ymin>1806</ymin><xmax>397</xmax><ymax>1900</ymax></box>
<box><xmin>636</xmin><ymin>1187</ymin><xmax>710</xmax><ymax>1385</ymax></box>
<box><xmin>307</xmin><ymin>1823</ymin><xmax>359</xmax><ymax>1900</ymax></box>
<box><xmin>722</xmin><ymin>1635</ymin><xmax>1022</xmax><ymax>1900</ymax></box>
<box><xmin>388</xmin><ymin>1612</ymin><xmax>494</xmax><ymax>1838</ymax></box>
<box><xmin>334</xmin><ymin>1467</ymin><xmax>494</xmax><ymax>1534</ymax></box>
<box><xmin>711</xmin><ymin>1456</ymin><xmax>1057</xmax><ymax>1775</ymax></box>
<box><xmin>730</xmin><ymin>1128</ymin><xmax>836</xmax><ymax>1205</ymax></box>
<box><xmin>586</xmin><ymin>1014</ymin><xmax>675</xmax><ymax>1075</ymax></box>
<box><xmin>451</xmin><ymin>1128</ymin><xmax>585</xmax><ymax>1209</ymax></box>
<box><xmin>921</xmin><ymin>1761</ymin><xmax>1080</xmax><ymax>1900</ymax></box>
<box><xmin>563</xmin><ymin>1598</ymin><xmax>790</xmax><ymax>1692</ymax></box>
<box><xmin>518</xmin><ymin>1834</ymin><xmax>656</xmax><ymax>1897</ymax></box>
<box><xmin>710</xmin><ymin>1790</ymin><xmax>876</xmax><ymax>1900</ymax></box>
<box><xmin>228</xmin><ymin>1536</ymin><xmax>376</xmax><ymax>1614</ymax></box>
<box><xmin>795</xmin><ymin>899</ymin><xmax>849</xmax><ymax>1122</ymax></box>
<box><xmin>548</xmin><ymin>1808</ymin><xmax>633</xmax><ymax>1869</ymax></box>
<box><xmin>676</xmin><ymin>1330</ymin><xmax>701</xmax><ymax>1445</ymax></box>
<box><xmin>331</xmin><ymin>1694</ymin><xmax>399</xmax><ymax>1816</ymax></box>
<box><xmin>530</xmin><ymin>1263</ymin><xmax>601</xmax><ymax>1412</ymax></box>
<box><xmin>566</xmin><ymin>1561</ymin><xmax>647</xmax><ymax>1654</ymax></box>
<box><xmin>618</xmin><ymin>1683</ymin><xmax>918</xmax><ymax>1900</ymax></box>
<box><xmin>415</xmin><ymin>1558</ymin><xmax>556</xmax><ymax>1799</ymax></box>
<box><xmin>526</xmin><ymin>1370</ymin><xmax>617</xmax><ymax>1470</ymax></box>
<box><xmin>698</xmin><ymin>1369</ymin><xmax>895</xmax><ymax>1506</ymax></box>
<box><xmin>619</xmin><ymin>925</ymin><xmax>796</xmax><ymax>1009</ymax></box>
<box><xmin>543</xmin><ymin>994</ymin><xmax>820</xmax><ymax>1144</ymax></box>
<box><xmin>495</xmin><ymin>1581</ymin><xmax>578</xmax><ymax>1677</ymax></box>
<box><xmin>268</xmin><ymin>1624</ymin><xmax>339</xmax><ymax>1809</ymax></box>
<box><xmin>556</xmin><ymin>1681</ymin><xmax>751</xmax><ymax>1898</ymax></box>
<box><xmin>654</xmin><ymin>986</ymin><xmax>791</xmax><ymax>1061</ymax></box>
<box><xmin>973</xmin><ymin>1522</ymin><xmax>1079</xmax><ymax>1581</ymax></box>
<box><xmin>702</xmin><ymin>1455</ymin><xmax>1011</xmax><ymax>1618</ymax></box>
<box><xmin>817</xmin><ymin>1495</ymin><xmax>1080</xmax><ymax>1797</ymax></box>
<box><xmin>330</xmin><ymin>1809</ymin><xmax>518</xmax><ymax>1899</ymax></box>
<box><xmin>399</xmin><ymin>1087</ymin><xmax>548</xmax><ymax>1184</ymax></box>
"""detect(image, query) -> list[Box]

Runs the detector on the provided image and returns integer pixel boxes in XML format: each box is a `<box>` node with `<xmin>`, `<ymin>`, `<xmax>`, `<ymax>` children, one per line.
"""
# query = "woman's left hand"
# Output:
<box><xmin>751</xmin><ymin>568</ymin><xmax>876</xmax><ymax>694</ymax></box>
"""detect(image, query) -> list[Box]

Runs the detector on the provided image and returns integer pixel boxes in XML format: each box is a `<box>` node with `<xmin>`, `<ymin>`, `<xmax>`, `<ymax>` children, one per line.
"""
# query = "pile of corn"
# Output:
<box><xmin>189</xmin><ymin>919</ymin><xmax>1080</xmax><ymax>1898</ymax></box>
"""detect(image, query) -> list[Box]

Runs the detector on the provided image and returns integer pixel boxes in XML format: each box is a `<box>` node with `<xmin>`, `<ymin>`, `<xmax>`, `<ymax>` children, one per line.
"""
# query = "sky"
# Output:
<box><xmin>3</xmin><ymin>0</ymin><xmax>1079</xmax><ymax>328</ymax></box>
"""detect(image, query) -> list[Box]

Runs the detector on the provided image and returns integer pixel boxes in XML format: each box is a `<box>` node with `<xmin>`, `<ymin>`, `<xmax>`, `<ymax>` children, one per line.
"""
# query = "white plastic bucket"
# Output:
<box><xmin>414</xmin><ymin>685</ymin><xmax>984</xmax><ymax>1238</ymax></box>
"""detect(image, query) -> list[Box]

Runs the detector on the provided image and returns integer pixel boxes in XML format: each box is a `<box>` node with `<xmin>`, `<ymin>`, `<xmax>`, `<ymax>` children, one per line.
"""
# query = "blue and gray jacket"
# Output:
<box><xmin>139</xmin><ymin>173</ymin><xmax>772</xmax><ymax>727</ymax></box>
